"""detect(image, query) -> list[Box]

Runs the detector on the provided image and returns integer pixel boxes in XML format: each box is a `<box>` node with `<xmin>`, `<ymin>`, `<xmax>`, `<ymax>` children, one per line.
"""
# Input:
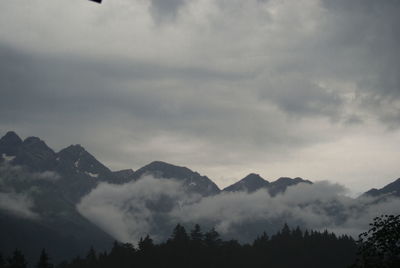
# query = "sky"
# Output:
<box><xmin>0</xmin><ymin>0</ymin><xmax>399</xmax><ymax>195</ymax></box>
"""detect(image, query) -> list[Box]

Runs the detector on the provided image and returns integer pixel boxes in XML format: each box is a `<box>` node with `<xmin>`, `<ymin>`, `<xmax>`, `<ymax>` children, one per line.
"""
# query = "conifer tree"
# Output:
<box><xmin>253</xmin><ymin>231</ymin><xmax>269</xmax><ymax>247</ymax></box>
<box><xmin>0</xmin><ymin>253</ymin><xmax>5</xmax><ymax>268</ymax></box>
<box><xmin>138</xmin><ymin>235</ymin><xmax>154</xmax><ymax>252</ymax></box>
<box><xmin>7</xmin><ymin>249</ymin><xmax>27</xmax><ymax>268</ymax></box>
<box><xmin>190</xmin><ymin>224</ymin><xmax>203</xmax><ymax>243</ymax></box>
<box><xmin>36</xmin><ymin>249</ymin><xmax>53</xmax><ymax>268</ymax></box>
<box><xmin>204</xmin><ymin>228</ymin><xmax>222</xmax><ymax>247</ymax></box>
<box><xmin>169</xmin><ymin>224</ymin><xmax>189</xmax><ymax>244</ymax></box>
<box><xmin>85</xmin><ymin>247</ymin><xmax>97</xmax><ymax>268</ymax></box>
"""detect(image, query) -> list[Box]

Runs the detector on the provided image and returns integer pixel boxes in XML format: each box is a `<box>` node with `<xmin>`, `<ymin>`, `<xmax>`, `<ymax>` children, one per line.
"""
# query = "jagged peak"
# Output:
<box><xmin>146</xmin><ymin>160</ymin><xmax>180</xmax><ymax>168</ymax></box>
<box><xmin>274</xmin><ymin>177</ymin><xmax>312</xmax><ymax>184</ymax></box>
<box><xmin>242</xmin><ymin>173</ymin><xmax>268</xmax><ymax>183</ymax></box>
<box><xmin>114</xmin><ymin>168</ymin><xmax>134</xmax><ymax>173</ymax></box>
<box><xmin>113</xmin><ymin>169</ymin><xmax>135</xmax><ymax>176</ymax></box>
<box><xmin>293</xmin><ymin>177</ymin><xmax>312</xmax><ymax>184</ymax></box>
<box><xmin>140</xmin><ymin>161</ymin><xmax>193</xmax><ymax>174</ymax></box>
<box><xmin>275</xmin><ymin>177</ymin><xmax>294</xmax><ymax>183</ymax></box>
<box><xmin>23</xmin><ymin>136</ymin><xmax>42</xmax><ymax>144</ymax></box>
<box><xmin>0</xmin><ymin>131</ymin><xmax>23</xmax><ymax>145</ymax></box>
<box><xmin>22</xmin><ymin>136</ymin><xmax>54</xmax><ymax>152</ymax></box>
<box><xmin>59</xmin><ymin>144</ymin><xmax>86</xmax><ymax>155</ymax></box>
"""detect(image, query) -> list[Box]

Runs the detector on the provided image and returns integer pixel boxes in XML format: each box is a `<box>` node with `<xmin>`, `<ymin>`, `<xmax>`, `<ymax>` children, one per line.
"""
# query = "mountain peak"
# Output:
<box><xmin>134</xmin><ymin>160</ymin><xmax>220</xmax><ymax>196</ymax></box>
<box><xmin>112</xmin><ymin>169</ymin><xmax>136</xmax><ymax>183</ymax></box>
<box><xmin>0</xmin><ymin>131</ymin><xmax>23</xmax><ymax>156</ymax></box>
<box><xmin>57</xmin><ymin>144</ymin><xmax>111</xmax><ymax>178</ymax></box>
<box><xmin>146</xmin><ymin>160</ymin><xmax>179</xmax><ymax>169</ymax></box>
<box><xmin>275</xmin><ymin>177</ymin><xmax>293</xmax><ymax>183</ymax></box>
<box><xmin>242</xmin><ymin>173</ymin><xmax>269</xmax><ymax>183</ymax></box>
<box><xmin>0</xmin><ymin>131</ymin><xmax>22</xmax><ymax>145</ymax></box>
<box><xmin>22</xmin><ymin>136</ymin><xmax>55</xmax><ymax>153</ymax></box>
<box><xmin>223</xmin><ymin>173</ymin><xmax>269</xmax><ymax>193</ymax></box>
<box><xmin>61</xmin><ymin>144</ymin><xmax>86</xmax><ymax>154</ymax></box>
<box><xmin>267</xmin><ymin>177</ymin><xmax>312</xmax><ymax>196</ymax></box>
<box><xmin>23</xmin><ymin>136</ymin><xmax>45</xmax><ymax>145</ymax></box>
<box><xmin>362</xmin><ymin>177</ymin><xmax>400</xmax><ymax>198</ymax></box>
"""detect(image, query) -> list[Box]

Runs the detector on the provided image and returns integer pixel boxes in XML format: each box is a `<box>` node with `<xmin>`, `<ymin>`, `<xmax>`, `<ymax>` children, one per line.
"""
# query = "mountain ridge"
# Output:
<box><xmin>1</xmin><ymin>130</ymin><xmax>399</xmax><ymax>263</ymax></box>
<box><xmin>2</xmin><ymin>131</ymin><xmax>398</xmax><ymax>198</ymax></box>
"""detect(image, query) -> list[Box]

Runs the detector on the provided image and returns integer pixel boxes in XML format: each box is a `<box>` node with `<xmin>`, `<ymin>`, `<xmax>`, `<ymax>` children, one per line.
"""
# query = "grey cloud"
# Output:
<box><xmin>77</xmin><ymin>176</ymin><xmax>200</xmax><ymax>242</ymax></box>
<box><xmin>259</xmin><ymin>76</ymin><xmax>344</xmax><ymax>120</ymax></box>
<box><xmin>149</xmin><ymin>0</ymin><xmax>186</xmax><ymax>23</ymax></box>
<box><xmin>320</xmin><ymin>0</ymin><xmax>400</xmax><ymax>125</ymax></box>
<box><xmin>1</xmin><ymin>0</ymin><xmax>400</xmax><ymax>190</ymax></box>
<box><xmin>0</xmin><ymin>163</ymin><xmax>40</xmax><ymax>219</ymax></box>
<box><xmin>0</xmin><ymin>43</ymin><xmax>327</xmax><ymax>171</ymax></box>
<box><xmin>33</xmin><ymin>171</ymin><xmax>60</xmax><ymax>181</ymax></box>
<box><xmin>0</xmin><ymin>163</ymin><xmax>59</xmax><ymax>219</ymax></box>
<box><xmin>78</xmin><ymin>176</ymin><xmax>400</xmax><ymax>244</ymax></box>
<box><xmin>0</xmin><ymin>191</ymin><xmax>38</xmax><ymax>219</ymax></box>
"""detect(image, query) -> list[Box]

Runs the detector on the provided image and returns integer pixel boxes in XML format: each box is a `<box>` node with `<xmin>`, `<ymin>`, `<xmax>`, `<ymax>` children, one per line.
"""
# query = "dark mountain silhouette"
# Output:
<box><xmin>0</xmin><ymin>132</ymin><xmax>57</xmax><ymax>171</ymax></box>
<box><xmin>0</xmin><ymin>131</ymin><xmax>22</xmax><ymax>156</ymax></box>
<box><xmin>56</xmin><ymin>144</ymin><xmax>112</xmax><ymax>179</ymax></box>
<box><xmin>55</xmin><ymin>223</ymin><xmax>357</xmax><ymax>268</ymax></box>
<box><xmin>133</xmin><ymin>161</ymin><xmax>220</xmax><ymax>196</ymax></box>
<box><xmin>223</xmin><ymin>174</ymin><xmax>312</xmax><ymax>196</ymax></box>
<box><xmin>0</xmin><ymin>163</ymin><xmax>113</xmax><ymax>264</ymax></box>
<box><xmin>267</xmin><ymin>177</ymin><xmax>312</xmax><ymax>196</ymax></box>
<box><xmin>0</xmin><ymin>132</ymin><xmax>115</xmax><ymax>263</ymax></box>
<box><xmin>0</xmin><ymin>209</ymin><xmax>113</xmax><ymax>264</ymax></box>
<box><xmin>223</xmin><ymin>173</ymin><xmax>269</xmax><ymax>193</ymax></box>
<box><xmin>362</xmin><ymin>178</ymin><xmax>400</xmax><ymax>199</ymax></box>
<box><xmin>0</xmin><ymin>130</ymin><xmax>398</xmax><ymax>265</ymax></box>
<box><xmin>111</xmin><ymin>169</ymin><xmax>135</xmax><ymax>183</ymax></box>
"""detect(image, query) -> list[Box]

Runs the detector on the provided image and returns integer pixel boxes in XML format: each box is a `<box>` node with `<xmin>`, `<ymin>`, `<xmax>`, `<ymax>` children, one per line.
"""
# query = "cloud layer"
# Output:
<box><xmin>0</xmin><ymin>163</ymin><xmax>60</xmax><ymax>219</ymax></box>
<box><xmin>78</xmin><ymin>176</ymin><xmax>400</xmax><ymax>244</ymax></box>
<box><xmin>0</xmin><ymin>0</ymin><xmax>399</xmax><ymax>192</ymax></box>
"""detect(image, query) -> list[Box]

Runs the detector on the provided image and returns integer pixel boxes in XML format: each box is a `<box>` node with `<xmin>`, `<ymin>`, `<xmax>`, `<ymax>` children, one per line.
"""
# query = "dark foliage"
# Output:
<box><xmin>0</xmin><ymin>253</ymin><xmax>5</xmax><ymax>268</ymax></box>
<box><xmin>352</xmin><ymin>214</ymin><xmax>400</xmax><ymax>268</ymax></box>
<box><xmin>52</xmin><ymin>224</ymin><xmax>357</xmax><ymax>268</ymax></box>
<box><xmin>6</xmin><ymin>249</ymin><xmax>27</xmax><ymax>268</ymax></box>
<box><xmin>36</xmin><ymin>249</ymin><xmax>53</xmax><ymax>268</ymax></box>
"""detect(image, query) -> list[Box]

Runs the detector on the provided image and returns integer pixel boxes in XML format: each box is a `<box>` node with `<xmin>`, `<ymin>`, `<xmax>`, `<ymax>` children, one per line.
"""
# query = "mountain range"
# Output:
<box><xmin>0</xmin><ymin>131</ymin><xmax>399</xmax><ymax>262</ymax></box>
<box><xmin>0</xmin><ymin>131</ymin><xmax>317</xmax><ymax>200</ymax></box>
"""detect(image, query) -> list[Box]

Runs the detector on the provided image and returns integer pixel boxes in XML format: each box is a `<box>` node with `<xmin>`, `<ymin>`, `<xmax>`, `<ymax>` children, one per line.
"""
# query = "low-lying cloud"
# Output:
<box><xmin>0</xmin><ymin>163</ymin><xmax>60</xmax><ymax>219</ymax></box>
<box><xmin>0</xmin><ymin>191</ymin><xmax>38</xmax><ymax>219</ymax></box>
<box><xmin>78</xmin><ymin>176</ymin><xmax>400</xmax><ymax>244</ymax></box>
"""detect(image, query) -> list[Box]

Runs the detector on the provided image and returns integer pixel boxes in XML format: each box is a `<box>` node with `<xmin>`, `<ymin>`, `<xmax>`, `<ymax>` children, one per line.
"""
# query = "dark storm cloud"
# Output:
<box><xmin>0</xmin><ymin>42</ymin><xmax>316</xmax><ymax>152</ymax></box>
<box><xmin>0</xmin><ymin>43</ymin><xmax>244</xmax><ymax>124</ymax></box>
<box><xmin>258</xmin><ymin>76</ymin><xmax>344</xmax><ymax>120</ymax></box>
<box><xmin>149</xmin><ymin>0</ymin><xmax>186</xmax><ymax>22</ymax></box>
<box><xmin>1</xmin><ymin>0</ymin><xmax>400</xmax><ymax>190</ymax></box>
<box><xmin>320</xmin><ymin>0</ymin><xmax>400</xmax><ymax>125</ymax></box>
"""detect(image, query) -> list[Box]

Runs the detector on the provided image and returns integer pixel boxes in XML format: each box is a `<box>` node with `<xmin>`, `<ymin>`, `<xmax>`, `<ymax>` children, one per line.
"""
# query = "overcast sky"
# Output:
<box><xmin>0</xmin><ymin>0</ymin><xmax>399</xmax><ymax>194</ymax></box>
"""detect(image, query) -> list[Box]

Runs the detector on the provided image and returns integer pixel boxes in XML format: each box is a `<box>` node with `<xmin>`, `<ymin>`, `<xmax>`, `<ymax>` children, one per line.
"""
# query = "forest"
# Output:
<box><xmin>2</xmin><ymin>214</ymin><xmax>399</xmax><ymax>268</ymax></box>
<box><xmin>0</xmin><ymin>223</ymin><xmax>357</xmax><ymax>268</ymax></box>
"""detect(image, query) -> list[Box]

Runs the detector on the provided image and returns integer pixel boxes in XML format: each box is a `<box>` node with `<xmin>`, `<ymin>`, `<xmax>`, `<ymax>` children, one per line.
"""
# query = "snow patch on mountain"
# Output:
<box><xmin>85</xmin><ymin>171</ymin><xmax>99</xmax><ymax>178</ymax></box>
<box><xmin>1</xmin><ymin>153</ymin><xmax>15</xmax><ymax>162</ymax></box>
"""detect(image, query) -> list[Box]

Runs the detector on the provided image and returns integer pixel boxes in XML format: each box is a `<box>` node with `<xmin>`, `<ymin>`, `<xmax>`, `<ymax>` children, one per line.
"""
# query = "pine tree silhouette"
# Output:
<box><xmin>190</xmin><ymin>224</ymin><xmax>204</xmax><ymax>243</ymax></box>
<box><xmin>0</xmin><ymin>253</ymin><xmax>5</xmax><ymax>268</ymax></box>
<box><xmin>7</xmin><ymin>249</ymin><xmax>27</xmax><ymax>268</ymax></box>
<box><xmin>56</xmin><ymin>223</ymin><xmax>358</xmax><ymax>268</ymax></box>
<box><xmin>36</xmin><ymin>249</ymin><xmax>53</xmax><ymax>268</ymax></box>
<box><xmin>138</xmin><ymin>235</ymin><xmax>154</xmax><ymax>252</ymax></box>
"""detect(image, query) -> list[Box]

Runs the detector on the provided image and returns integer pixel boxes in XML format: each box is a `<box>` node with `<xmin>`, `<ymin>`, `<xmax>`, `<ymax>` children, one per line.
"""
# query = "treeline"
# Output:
<box><xmin>0</xmin><ymin>223</ymin><xmax>357</xmax><ymax>268</ymax></box>
<box><xmin>0</xmin><ymin>249</ymin><xmax>51</xmax><ymax>268</ymax></box>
